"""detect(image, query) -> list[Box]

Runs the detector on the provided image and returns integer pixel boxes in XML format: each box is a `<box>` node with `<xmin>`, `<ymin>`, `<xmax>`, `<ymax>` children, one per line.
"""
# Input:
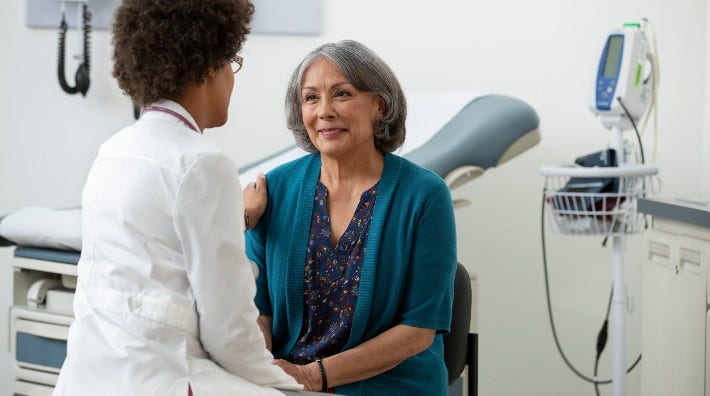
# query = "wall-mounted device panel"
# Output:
<box><xmin>25</xmin><ymin>0</ymin><xmax>321</xmax><ymax>35</ymax></box>
<box><xmin>251</xmin><ymin>0</ymin><xmax>321</xmax><ymax>35</ymax></box>
<box><xmin>26</xmin><ymin>0</ymin><xmax>119</xmax><ymax>30</ymax></box>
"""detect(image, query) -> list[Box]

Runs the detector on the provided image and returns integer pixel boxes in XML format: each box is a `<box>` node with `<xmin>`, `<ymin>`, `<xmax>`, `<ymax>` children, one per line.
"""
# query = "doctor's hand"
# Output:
<box><xmin>272</xmin><ymin>359</ymin><xmax>321</xmax><ymax>391</ymax></box>
<box><xmin>243</xmin><ymin>173</ymin><xmax>267</xmax><ymax>230</ymax></box>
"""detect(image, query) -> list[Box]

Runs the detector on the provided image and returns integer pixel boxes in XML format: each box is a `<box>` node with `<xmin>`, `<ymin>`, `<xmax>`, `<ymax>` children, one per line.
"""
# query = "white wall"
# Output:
<box><xmin>1</xmin><ymin>0</ymin><xmax>707</xmax><ymax>395</ymax></box>
<box><xmin>704</xmin><ymin>2</ymin><xmax>710</xmax><ymax>197</ymax></box>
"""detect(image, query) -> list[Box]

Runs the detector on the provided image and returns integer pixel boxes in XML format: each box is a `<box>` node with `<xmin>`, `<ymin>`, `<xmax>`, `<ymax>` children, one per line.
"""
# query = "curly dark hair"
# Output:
<box><xmin>112</xmin><ymin>0</ymin><xmax>254</xmax><ymax>107</ymax></box>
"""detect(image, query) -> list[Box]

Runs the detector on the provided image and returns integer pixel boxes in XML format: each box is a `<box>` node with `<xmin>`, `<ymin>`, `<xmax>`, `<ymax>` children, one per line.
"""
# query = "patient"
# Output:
<box><xmin>53</xmin><ymin>1</ymin><xmax>299</xmax><ymax>395</ymax></box>
<box><xmin>246</xmin><ymin>40</ymin><xmax>457</xmax><ymax>395</ymax></box>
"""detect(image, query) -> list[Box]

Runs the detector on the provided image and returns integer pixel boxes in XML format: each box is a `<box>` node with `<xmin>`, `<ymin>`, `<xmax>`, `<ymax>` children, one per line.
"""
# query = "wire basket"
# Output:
<box><xmin>539</xmin><ymin>164</ymin><xmax>659</xmax><ymax>236</ymax></box>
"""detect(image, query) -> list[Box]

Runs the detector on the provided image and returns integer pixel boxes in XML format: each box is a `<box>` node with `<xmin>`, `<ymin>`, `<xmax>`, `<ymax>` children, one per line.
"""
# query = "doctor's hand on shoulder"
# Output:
<box><xmin>243</xmin><ymin>172</ymin><xmax>267</xmax><ymax>230</ymax></box>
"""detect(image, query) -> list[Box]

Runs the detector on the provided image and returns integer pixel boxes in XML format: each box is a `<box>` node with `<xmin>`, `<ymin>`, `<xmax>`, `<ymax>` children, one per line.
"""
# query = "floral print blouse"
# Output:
<box><xmin>289</xmin><ymin>180</ymin><xmax>379</xmax><ymax>364</ymax></box>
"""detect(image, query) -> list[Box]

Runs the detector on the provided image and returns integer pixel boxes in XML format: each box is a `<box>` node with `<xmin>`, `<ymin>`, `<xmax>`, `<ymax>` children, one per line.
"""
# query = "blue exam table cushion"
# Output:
<box><xmin>14</xmin><ymin>247</ymin><xmax>80</xmax><ymax>265</ymax></box>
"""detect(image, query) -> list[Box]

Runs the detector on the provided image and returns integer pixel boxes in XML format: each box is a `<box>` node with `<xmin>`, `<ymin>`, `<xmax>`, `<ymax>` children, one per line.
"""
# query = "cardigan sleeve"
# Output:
<box><xmin>398</xmin><ymin>186</ymin><xmax>457</xmax><ymax>333</ymax></box>
<box><xmin>245</xmin><ymin>206</ymin><xmax>273</xmax><ymax>317</ymax></box>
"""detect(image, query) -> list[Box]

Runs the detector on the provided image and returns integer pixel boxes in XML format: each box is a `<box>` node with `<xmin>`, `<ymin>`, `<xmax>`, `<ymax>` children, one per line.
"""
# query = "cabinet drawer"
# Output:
<box><xmin>10</xmin><ymin>307</ymin><xmax>73</xmax><ymax>386</ymax></box>
<box><xmin>13</xmin><ymin>379</ymin><xmax>54</xmax><ymax>396</ymax></box>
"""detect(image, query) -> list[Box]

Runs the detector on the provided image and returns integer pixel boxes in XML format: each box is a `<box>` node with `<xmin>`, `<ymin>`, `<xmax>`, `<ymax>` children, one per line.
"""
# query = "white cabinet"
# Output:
<box><xmin>9</xmin><ymin>250</ymin><xmax>78</xmax><ymax>395</ymax></box>
<box><xmin>641</xmin><ymin>215</ymin><xmax>710</xmax><ymax>396</ymax></box>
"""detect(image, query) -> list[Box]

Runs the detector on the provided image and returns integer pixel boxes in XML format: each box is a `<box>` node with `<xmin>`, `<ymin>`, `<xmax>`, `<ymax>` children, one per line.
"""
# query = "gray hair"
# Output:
<box><xmin>285</xmin><ymin>40</ymin><xmax>407</xmax><ymax>153</ymax></box>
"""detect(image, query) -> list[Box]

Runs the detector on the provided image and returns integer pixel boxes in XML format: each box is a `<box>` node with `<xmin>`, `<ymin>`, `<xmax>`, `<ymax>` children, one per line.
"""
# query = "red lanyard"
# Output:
<box><xmin>141</xmin><ymin>106</ymin><xmax>199</xmax><ymax>133</ymax></box>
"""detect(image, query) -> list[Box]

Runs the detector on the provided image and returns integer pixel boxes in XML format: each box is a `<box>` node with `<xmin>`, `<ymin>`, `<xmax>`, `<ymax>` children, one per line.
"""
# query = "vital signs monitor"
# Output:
<box><xmin>590</xmin><ymin>23</ymin><xmax>653</xmax><ymax>131</ymax></box>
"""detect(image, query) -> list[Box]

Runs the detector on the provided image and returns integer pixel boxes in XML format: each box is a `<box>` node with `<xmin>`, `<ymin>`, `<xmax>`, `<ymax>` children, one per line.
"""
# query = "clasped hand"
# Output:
<box><xmin>273</xmin><ymin>359</ymin><xmax>322</xmax><ymax>392</ymax></box>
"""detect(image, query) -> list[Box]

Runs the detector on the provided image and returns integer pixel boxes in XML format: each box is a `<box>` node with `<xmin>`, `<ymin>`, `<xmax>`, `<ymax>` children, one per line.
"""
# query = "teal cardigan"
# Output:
<box><xmin>246</xmin><ymin>153</ymin><xmax>457</xmax><ymax>396</ymax></box>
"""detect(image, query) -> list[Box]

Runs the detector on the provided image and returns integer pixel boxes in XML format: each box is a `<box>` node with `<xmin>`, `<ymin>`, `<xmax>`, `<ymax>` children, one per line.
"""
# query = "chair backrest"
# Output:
<box><xmin>443</xmin><ymin>262</ymin><xmax>472</xmax><ymax>385</ymax></box>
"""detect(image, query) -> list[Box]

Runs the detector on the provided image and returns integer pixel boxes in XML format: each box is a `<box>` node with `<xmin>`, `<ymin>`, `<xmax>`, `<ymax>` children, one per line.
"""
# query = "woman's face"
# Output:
<box><xmin>205</xmin><ymin>60</ymin><xmax>235</xmax><ymax>128</ymax></box>
<box><xmin>300</xmin><ymin>58</ymin><xmax>382</xmax><ymax>159</ymax></box>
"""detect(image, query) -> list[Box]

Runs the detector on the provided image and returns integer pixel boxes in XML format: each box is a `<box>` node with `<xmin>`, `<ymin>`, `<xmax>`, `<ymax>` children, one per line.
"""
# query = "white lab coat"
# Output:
<box><xmin>53</xmin><ymin>100</ymin><xmax>301</xmax><ymax>395</ymax></box>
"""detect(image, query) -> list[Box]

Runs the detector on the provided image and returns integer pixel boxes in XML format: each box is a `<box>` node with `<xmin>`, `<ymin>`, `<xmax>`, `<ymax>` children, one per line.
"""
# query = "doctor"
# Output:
<box><xmin>53</xmin><ymin>0</ymin><xmax>299</xmax><ymax>394</ymax></box>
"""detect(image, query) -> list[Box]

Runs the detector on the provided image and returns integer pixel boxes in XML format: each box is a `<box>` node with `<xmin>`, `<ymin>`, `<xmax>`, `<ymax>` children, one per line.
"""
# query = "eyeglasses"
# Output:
<box><xmin>230</xmin><ymin>55</ymin><xmax>244</xmax><ymax>74</ymax></box>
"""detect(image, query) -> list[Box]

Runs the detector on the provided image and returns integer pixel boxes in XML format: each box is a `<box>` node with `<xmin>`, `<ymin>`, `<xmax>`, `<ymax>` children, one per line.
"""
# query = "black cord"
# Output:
<box><xmin>75</xmin><ymin>3</ymin><xmax>91</xmax><ymax>97</ymax></box>
<box><xmin>594</xmin><ymin>288</ymin><xmax>612</xmax><ymax>396</ymax></box>
<box><xmin>56</xmin><ymin>4</ymin><xmax>91</xmax><ymax>96</ymax></box>
<box><xmin>82</xmin><ymin>4</ymin><xmax>91</xmax><ymax>73</ymax></box>
<box><xmin>594</xmin><ymin>356</ymin><xmax>603</xmax><ymax>396</ymax></box>
<box><xmin>617</xmin><ymin>96</ymin><xmax>651</xmax><ymax>231</ymax></box>
<box><xmin>616</xmin><ymin>97</ymin><xmax>645</xmax><ymax>164</ymax></box>
<box><xmin>57</xmin><ymin>14</ymin><xmax>78</xmax><ymax>95</ymax></box>
<box><xmin>541</xmin><ymin>191</ymin><xmax>642</xmax><ymax>386</ymax></box>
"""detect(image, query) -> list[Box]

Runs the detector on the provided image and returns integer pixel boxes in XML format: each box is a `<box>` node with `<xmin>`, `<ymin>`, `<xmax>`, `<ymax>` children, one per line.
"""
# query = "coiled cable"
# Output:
<box><xmin>57</xmin><ymin>3</ymin><xmax>91</xmax><ymax>97</ymax></box>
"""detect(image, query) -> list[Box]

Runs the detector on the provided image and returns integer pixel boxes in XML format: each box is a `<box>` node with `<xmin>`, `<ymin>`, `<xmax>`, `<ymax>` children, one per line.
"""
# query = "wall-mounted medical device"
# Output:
<box><xmin>57</xmin><ymin>1</ymin><xmax>91</xmax><ymax>97</ymax></box>
<box><xmin>26</xmin><ymin>0</ymin><xmax>319</xmax><ymax>34</ymax></box>
<box><xmin>589</xmin><ymin>23</ymin><xmax>654</xmax><ymax>132</ymax></box>
<box><xmin>25</xmin><ymin>0</ymin><xmax>118</xmax><ymax>30</ymax></box>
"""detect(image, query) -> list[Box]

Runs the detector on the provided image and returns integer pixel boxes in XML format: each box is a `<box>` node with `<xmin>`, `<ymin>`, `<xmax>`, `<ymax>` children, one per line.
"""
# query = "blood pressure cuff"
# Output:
<box><xmin>552</xmin><ymin>149</ymin><xmax>620</xmax><ymax>213</ymax></box>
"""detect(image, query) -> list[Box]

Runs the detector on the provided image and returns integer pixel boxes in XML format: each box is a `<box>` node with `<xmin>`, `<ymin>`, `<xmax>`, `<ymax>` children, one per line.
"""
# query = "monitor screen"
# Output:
<box><xmin>603</xmin><ymin>36</ymin><xmax>623</xmax><ymax>78</ymax></box>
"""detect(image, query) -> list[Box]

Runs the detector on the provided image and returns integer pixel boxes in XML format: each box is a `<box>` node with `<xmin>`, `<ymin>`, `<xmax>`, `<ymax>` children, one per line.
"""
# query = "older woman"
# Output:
<box><xmin>246</xmin><ymin>40</ymin><xmax>457</xmax><ymax>396</ymax></box>
<box><xmin>53</xmin><ymin>1</ymin><xmax>299</xmax><ymax>395</ymax></box>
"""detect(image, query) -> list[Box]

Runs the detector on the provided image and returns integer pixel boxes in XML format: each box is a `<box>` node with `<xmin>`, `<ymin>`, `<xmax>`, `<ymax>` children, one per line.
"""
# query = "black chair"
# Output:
<box><xmin>443</xmin><ymin>263</ymin><xmax>477</xmax><ymax>396</ymax></box>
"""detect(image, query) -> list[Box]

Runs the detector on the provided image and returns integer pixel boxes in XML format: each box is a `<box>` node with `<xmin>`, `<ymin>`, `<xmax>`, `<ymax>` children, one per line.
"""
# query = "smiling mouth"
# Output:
<box><xmin>318</xmin><ymin>128</ymin><xmax>348</xmax><ymax>133</ymax></box>
<box><xmin>318</xmin><ymin>128</ymin><xmax>348</xmax><ymax>138</ymax></box>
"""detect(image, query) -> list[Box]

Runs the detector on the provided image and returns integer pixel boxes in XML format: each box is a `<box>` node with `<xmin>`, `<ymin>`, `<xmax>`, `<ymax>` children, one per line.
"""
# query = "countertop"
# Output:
<box><xmin>637</xmin><ymin>197</ymin><xmax>710</xmax><ymax>229</ymax></box>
